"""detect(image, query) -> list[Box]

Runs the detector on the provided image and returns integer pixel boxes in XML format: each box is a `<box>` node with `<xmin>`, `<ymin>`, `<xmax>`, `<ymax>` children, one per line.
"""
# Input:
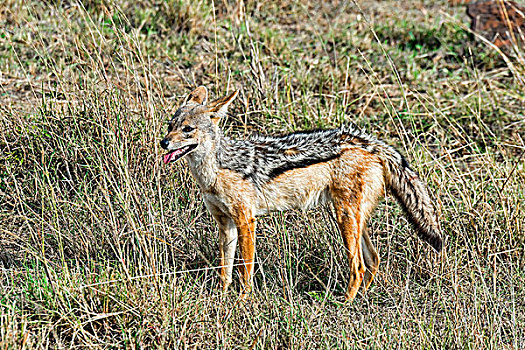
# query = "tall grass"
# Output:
<box><xmin>1</xmin><ymin>0</ymin><xmax>524</xmax><ymax>348</ymax></box>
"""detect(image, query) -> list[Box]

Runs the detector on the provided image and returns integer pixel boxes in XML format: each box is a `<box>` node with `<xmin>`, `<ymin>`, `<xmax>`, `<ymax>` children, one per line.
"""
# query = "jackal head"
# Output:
<box><xmin>160</xmin><ymin>86</ymin><xmax>238</xmax><ymax>164</ymax></box>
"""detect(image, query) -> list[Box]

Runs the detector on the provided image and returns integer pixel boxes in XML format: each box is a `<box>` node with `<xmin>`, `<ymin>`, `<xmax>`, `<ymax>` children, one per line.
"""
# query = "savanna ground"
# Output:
<box><xmin>1</xmin><ymin>0</ymin><xmax>524</xmax><ymax>348</ymax></box>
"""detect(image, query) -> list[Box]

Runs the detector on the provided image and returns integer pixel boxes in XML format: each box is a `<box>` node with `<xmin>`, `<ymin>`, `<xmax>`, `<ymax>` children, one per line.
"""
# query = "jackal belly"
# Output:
<box><xmin>255</xmin><ymin>162</ymin><xmax>333</xmax><ymax>215</ymax></box>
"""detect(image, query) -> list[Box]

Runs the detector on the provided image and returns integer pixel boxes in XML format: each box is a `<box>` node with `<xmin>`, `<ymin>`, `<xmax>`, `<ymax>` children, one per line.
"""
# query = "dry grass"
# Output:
<box><xmin>1</xmin><ymin>0</ymin><xmax>524</xmax><ymax>348</ymax></box>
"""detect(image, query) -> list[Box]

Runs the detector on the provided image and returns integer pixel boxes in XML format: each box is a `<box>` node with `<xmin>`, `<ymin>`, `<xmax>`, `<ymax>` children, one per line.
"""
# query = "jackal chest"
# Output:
<box><xmin>202</xmin><ymin>192</ymin><xmax>233</xmax><ymax>217</ymax></box>
<box><xmin>201</xmin><ymin>168</ymin><xmax>258</xmax><ymax>216</ymax></box>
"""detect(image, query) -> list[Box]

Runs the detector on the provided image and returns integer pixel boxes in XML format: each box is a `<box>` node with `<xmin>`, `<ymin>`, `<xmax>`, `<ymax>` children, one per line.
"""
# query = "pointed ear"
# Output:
<box><xmin>184</xmin><ymin>86</ymin><xmax>208</xmax><ymax>105</ymax></box>
<box><xmin>207</xmin><ymin>90</ymin><xmax>238</xmax><ymax>123</ymax></box>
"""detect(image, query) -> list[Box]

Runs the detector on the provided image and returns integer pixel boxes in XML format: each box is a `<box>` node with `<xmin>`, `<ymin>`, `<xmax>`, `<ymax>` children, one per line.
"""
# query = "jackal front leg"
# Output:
<box><xmin>208</xmin><ymin>207</ymin><xmax>238</xmax><ymax>291</ymax></box>
<box><xmin>233</xmin><ymin>208</ymin><xmax>256</xmax><ymax>299</ymax></box>
<box><xmin>219</xmin><ymin>217</ymin><xmax>238</xmax><ymax>291</ymax></box>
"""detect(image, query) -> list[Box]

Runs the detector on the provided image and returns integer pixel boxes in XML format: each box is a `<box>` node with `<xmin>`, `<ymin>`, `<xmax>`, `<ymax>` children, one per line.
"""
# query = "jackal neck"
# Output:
<box><xmin>186</xmin><ymin>132</ymin><xmax>223</xmax><ymax>190</ymax></box>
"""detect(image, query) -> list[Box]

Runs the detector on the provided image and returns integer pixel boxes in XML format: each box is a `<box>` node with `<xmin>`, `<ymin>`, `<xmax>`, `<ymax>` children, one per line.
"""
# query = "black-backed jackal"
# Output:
<box><xmin>160</xmin><ymin>86</ymin><xmax>442</xmax><ymax>301</ymax></box>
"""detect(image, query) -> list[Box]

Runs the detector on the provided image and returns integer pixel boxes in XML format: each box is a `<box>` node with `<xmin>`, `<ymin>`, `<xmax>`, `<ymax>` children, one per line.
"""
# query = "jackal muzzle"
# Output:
<box><xmin>162</xmin><ymin>144</ymin><xmax>197</xmax><ymax>164</ymax></box>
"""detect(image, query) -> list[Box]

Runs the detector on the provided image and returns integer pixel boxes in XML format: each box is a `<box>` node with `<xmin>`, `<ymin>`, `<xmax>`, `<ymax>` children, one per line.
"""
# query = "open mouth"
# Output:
<box><xmin>163</xmin><ymin>144</ymin><xmax>197</xmax><ymax>164</ymax></box>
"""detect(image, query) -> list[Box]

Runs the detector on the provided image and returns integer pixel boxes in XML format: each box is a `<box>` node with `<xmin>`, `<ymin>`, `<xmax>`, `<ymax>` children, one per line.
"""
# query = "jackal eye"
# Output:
<box><xmin>182</xmin><ymin>125</ymin><xmax>195</xmax><ymax>133</ymax></box>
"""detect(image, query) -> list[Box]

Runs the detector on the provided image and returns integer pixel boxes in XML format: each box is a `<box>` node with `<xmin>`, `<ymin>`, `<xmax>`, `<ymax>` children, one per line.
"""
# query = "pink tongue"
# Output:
<box><xmin>163</xmin><ymin>147</ymin><xmax>187</xmax><ymax>164</ymax></box>
<box><xmin>163</xmin><ymin>152</ymin><xmax>174</xmax><ymax>164</ymax></box>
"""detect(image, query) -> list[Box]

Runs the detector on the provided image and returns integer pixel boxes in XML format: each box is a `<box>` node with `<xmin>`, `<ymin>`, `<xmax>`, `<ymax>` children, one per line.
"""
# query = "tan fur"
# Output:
<box><xmin>283</xmin><ymin>147</ymin><xmax>300</xmax><ymax>156</ymax></box>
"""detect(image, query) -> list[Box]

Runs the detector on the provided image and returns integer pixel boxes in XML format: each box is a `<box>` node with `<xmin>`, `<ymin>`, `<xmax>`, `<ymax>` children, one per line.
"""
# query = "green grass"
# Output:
<box><xmin>1</xmin><ymin>0</ymin><xmax>524</xmax><ymax>348</ymax></box>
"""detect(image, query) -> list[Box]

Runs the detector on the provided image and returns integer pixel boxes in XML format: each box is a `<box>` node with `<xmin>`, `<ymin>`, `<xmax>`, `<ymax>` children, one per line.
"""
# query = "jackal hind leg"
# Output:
<box><xmin>361</xmin><ymin>227</ymin><xmax>379</xmax><ymax>291</ymax></box>
<box><xmin>233</xmin><ymin>208</ymin><xmax>256</xmax><ymax>299</ymax></box>
<box><xmin>358</xmin><ymin>167</ymin><xmax>383</xmax><ymax>293</ymax></box>
<box><xmin>333</xmin><ymin>199</ymin><xmax>366</xmax><ymax>302</ymax></box>
<box><xmin>210</xmin><ymin>210</ymin><xmax>238</xmax><ymax>292</ymax></box>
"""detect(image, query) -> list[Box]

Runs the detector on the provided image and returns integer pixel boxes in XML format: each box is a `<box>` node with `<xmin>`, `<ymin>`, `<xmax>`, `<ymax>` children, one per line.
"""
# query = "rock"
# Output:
<box><xmin>466</xmin><ymin>0</ymin><xmax>525</xmax><ymax>48</ymax></box>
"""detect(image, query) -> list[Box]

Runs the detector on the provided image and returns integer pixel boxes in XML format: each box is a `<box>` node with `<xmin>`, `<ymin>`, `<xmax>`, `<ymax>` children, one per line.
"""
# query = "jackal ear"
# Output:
<box><xmin>207</xmin><ymin>90</ymin><xmax>238</xmax><ymax>123</ymax></box>
<box><xmin>184</xmin><ymin>86</ymin><xmax>208</xmax><ymax>105</ymax></box>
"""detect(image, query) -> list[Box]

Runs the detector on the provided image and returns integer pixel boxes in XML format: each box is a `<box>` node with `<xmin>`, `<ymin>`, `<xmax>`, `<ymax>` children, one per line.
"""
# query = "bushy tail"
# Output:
<box><xmin>378</xmin><ymin>144</ymin><xmax>443</xmax><ymax>252</ymax></box>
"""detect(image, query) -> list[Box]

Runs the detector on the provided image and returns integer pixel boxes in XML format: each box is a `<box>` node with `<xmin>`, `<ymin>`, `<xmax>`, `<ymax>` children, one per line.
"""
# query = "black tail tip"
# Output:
<box><xmin>429</xmin><ymin>236</ymin><xmax>443</xmax><ymax>253</ymax></box>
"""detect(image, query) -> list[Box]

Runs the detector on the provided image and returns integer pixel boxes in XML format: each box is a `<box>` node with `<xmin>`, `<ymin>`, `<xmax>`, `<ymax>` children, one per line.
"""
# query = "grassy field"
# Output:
<box><xmin>1</xmin><ymin>0</ymin><xmax>524</xmax><ymax>348</ymax></box>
